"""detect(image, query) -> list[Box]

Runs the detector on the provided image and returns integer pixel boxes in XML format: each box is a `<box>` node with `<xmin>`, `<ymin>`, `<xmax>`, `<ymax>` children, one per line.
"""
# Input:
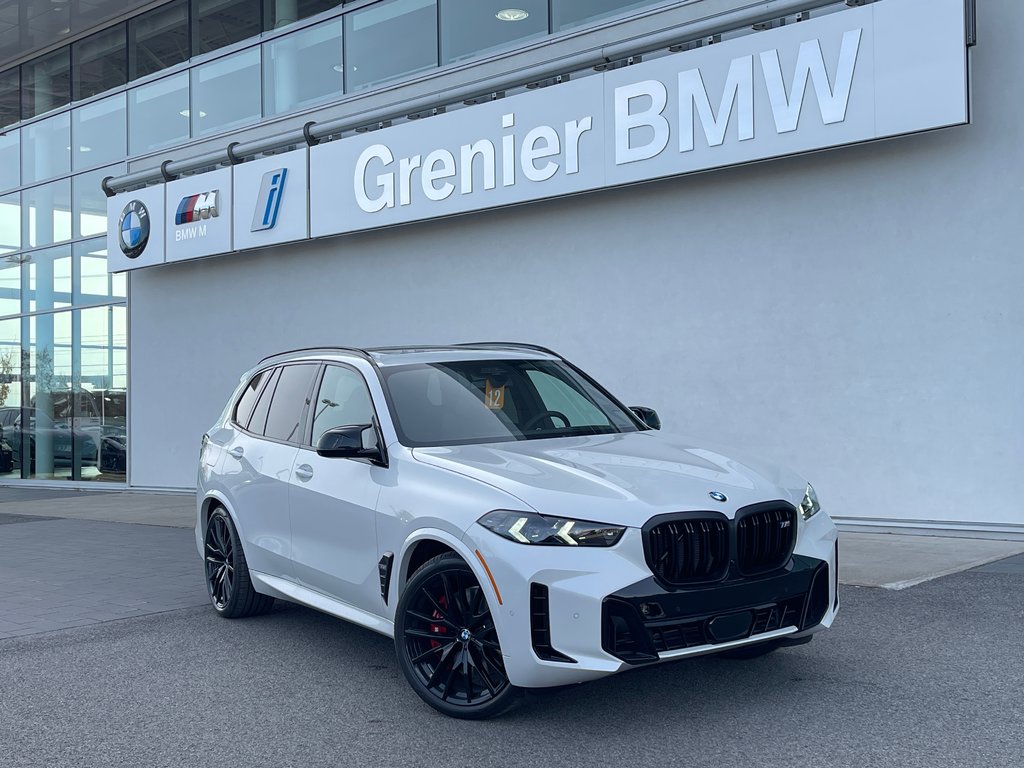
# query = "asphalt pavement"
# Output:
<box><xmin>1</xmin><ymin>491</ymin><xmax>1022</xmax><ymax>768</ymax></box>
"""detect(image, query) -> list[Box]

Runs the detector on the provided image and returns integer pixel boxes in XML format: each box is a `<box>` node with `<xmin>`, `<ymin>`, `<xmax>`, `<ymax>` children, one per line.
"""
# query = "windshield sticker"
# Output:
<box><xmin>484</xmin><ymin>380</ymin><xmax>506</xmax><ymax>410</ymax></box>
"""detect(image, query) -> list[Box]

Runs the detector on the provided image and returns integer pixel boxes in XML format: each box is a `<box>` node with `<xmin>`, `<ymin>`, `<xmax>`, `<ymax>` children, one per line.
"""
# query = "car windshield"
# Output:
<box><xmin>381</xmin><ymin>358</ymin><xmax>640</xmax><ymax>447</ymax></box>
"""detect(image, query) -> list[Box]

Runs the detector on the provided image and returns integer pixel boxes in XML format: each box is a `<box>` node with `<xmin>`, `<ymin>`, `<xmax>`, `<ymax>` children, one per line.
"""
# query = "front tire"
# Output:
<box><xmin>203</xmin><ymin>507</ymin><xmax>274</xmax><ymax>618</ymax></box>
<box><xmin>395</xmin><ymin>552</ymin><xmax>520</xmax><ymax>719</ymax></box>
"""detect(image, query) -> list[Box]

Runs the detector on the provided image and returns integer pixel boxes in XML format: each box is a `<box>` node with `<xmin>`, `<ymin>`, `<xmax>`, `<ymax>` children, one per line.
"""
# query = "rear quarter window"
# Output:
<box><xmin>234</xmin><ymin>370</ymin><xmax>266</xmax><ymax>427</ymax></box>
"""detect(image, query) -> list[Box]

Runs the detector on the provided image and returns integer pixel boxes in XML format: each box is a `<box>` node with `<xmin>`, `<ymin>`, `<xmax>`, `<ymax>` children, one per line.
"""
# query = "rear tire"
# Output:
<box><xmin>395</xmin><ymin>552</ymin><xmax>521</xmax><ymax>719</ymax></box>
<box><xmin>203</xmin><ymin>507</ymin><xmax>274</xmax><ymax>618</ymax></box>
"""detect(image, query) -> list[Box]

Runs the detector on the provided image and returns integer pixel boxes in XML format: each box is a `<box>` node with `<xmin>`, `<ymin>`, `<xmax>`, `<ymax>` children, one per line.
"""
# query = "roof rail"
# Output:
<box><xmin>256</xmin><ymin>346</ymin><xmax>372</xmax><ymax>366</ymax></box>
<box><xmin>454</xmin><ymin>342</ymin><xmax>562</xmax><ymax>358</ymax></box>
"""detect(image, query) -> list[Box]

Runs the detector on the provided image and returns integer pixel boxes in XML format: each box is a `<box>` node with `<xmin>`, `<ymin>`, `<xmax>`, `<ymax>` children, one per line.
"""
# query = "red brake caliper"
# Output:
<box><xmin>430</xmin><ymin>594</ymin><xmax>448</xmax><ymax>648</ymax></box>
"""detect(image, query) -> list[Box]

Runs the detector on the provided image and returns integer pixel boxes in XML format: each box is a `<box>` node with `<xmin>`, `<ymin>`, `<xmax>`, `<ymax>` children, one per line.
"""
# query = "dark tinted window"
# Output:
<box><xmin>72</xmin><ymin>24</ymin><xmax>127</xmax><ymax>101</ymax></box>
<box><xmin>247</xmin><ymin>367</ymin><xmax>279</xmax><ymax>434</ymax></box>
<box><xmin>22</xmin><ymin>48</ymin><xmax>71</xmax><ymax>119</ymax></box>
<box><xmin>264</xmin><ymin>364</ymin><xmax>317</xmax><ymax>442</ymax></box>
<box><xmin>234</xmin><ymin>370</ymin><xmax>266</xmax><ymax>426</ymax></box>
<box><xmin>129</xmin><ymin>0</ymin><xmax>190</xmax><ymax>80</ymax></box>
<box><xmin>264</xmin><ymin>0</ymin><xmax>341</xmax><ymax>30</ymax></box>
<box><xmin>0</xmin><ymin>68</ymin><xmax>19</xmax><ymax>129</ymax></box>
<box><xmin>195</xmin><ymin>0</ymin><xmax>263</xmax><ymax>55</ymax></box>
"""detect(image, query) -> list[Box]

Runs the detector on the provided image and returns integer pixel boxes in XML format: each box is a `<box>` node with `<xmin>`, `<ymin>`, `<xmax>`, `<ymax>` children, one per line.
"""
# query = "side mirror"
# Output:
<box><xmin>316</xmin><ymin>424</ymin><xmax>385</xmax><ymax>464</ymax></box>
<box><xmin>630</xmin><ymin>406</ymin><xmax>661</xmax><ymax>430</ymax></box>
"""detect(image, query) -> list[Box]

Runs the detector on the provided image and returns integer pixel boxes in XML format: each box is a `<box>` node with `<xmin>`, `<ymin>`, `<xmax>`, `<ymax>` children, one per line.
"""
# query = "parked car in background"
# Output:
<box><xmin>0</xmin><ymin>406</ymin><xmax>99</xmax><ymax>472</ymax></box>
<box><xmin>197</xmin><ymin>344</ymin><xmax>839</xmax><ymax>719</ymax></box>
<box><xmin>0</xmin><ymin>431</ymin><xmax>12</xmax><ymax>473</ymax></box>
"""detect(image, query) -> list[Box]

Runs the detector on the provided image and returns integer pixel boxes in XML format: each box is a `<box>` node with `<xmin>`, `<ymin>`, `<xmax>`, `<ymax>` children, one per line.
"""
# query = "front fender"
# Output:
<box><xmin>394</xmin><ymin>528</ymin><xmax>495</xmax><ymax>607</ymax></box>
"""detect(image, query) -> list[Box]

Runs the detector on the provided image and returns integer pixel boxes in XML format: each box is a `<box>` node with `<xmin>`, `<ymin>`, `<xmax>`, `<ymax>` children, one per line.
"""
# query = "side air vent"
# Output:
<box><xmin>530</xmin><ymin>584</ymin><xmax>576</xmax><ymax>663</ymax></box>
<box><xmin>802</xmin><ymin>562</ymin><xmax>831</xmax><ymax>629</ymax></box>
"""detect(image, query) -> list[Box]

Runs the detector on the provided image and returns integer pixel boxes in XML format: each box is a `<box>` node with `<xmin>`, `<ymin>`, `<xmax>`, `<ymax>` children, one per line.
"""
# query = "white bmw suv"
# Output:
<box><xmin>197</xmin><ymin>344</ymin><xmax>838</xmax><ymax>718</ymax></box>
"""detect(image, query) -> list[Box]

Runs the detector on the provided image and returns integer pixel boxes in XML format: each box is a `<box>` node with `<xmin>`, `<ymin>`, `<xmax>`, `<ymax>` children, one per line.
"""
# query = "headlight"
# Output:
<box><xmin>800</xmin><ymin>483</ymin><xmax>821</xmax><ymax>520</ymax></box>
<box><xmin>478</xmin><ymin>510</ymin><xmax>625</xmax><ymax>547</ymax></box>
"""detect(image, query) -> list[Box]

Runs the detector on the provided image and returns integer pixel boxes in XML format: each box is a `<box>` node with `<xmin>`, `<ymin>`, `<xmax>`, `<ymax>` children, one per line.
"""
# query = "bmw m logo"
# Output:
<box><xmin>118</xmin><ymin>200</ymin><xmax>150</xmax><ymax>259</ymax></box>
<box><xmin>709</xmin><ymin>491</ymin><xmax>727</xmax><ymax>503</ymax></box>
<box><xmin>175</xmin><ymin>190</ymin><xmax>219</xmax><ymax>225</ymax></box>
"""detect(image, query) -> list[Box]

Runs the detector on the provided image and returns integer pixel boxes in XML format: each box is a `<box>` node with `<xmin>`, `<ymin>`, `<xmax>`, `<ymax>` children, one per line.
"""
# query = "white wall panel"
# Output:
<box><xmin>129</xmin><ymin>2</ymin><xmax>1022</xmax><ymax>530</ymax></box>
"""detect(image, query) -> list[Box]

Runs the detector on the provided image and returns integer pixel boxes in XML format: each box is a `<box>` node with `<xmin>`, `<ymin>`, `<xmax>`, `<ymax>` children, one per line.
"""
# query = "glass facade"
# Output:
<box><xmin>263</xmin><ymin>18</ymin><xmax>343</xmax><ymax>116</ymax></box>
<box><xmin>344</xmin><ymin>0</ymin><xmax>438</xmax><ymax>92</ymax></box>
<box><xmin>191</xmin><ymin>48</ymin><xmax>262</xmax><ymax>136</ymax></box>
<box><xmin>552</xmin><ymin>0</ymin><xmax>667</xmax><ymax>31</ymax></box>
<box><xmin>0</xmin><ymin>236</ymin><xmax>127</xmax><ymax>483</ymax></box>
<box><xmin>194</xmin><ymin>0</ymin><xmax>263</xmax><ymax>55</ymax></box>
<box><xmin>72</xmin><ymin>24</ymin><xmax>129</xmax><ymax>102</ymax></box>
<box><xmin>21</xmin><ymin>113</ymin><xmax>71</xmax><ymax>185</ymax></box>
<box><xmin>21</xmin><ymin>48</ymin><xmax>71</xmax><ymax>120</ymax></box>
<box><xmin>0</xmin><ymin>67</ymin><xmax>18</xmax><ymax>129</ymax></box>
<box><xmin>129</xmin><ymin>0</ymin><xmax>191</xmax><ymax>80</ymax></box>
<box><xmin>0</xmin><ymin>0</ymin><xmax>669</xmax><ymax>485</ymax></box>
<box><xmin>71</xmin><ymin>94</ymin><xmax>127</xmax><ymax>171</ymax></box>
<box><xmin>440</xmin><ymin>0</ymin><xmax>548</xmax><ymax>64</ymax></box>
<box><xmin>128</xmin><ymin>72</ymin><xmax>190</xmax><ymax>155</ymax></box>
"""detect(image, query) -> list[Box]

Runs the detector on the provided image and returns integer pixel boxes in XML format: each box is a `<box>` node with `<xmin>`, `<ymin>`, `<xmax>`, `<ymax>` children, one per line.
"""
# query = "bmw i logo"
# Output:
<box><xmin>709</xmin><ymin>491</ymin><xmax>728</xmax><ymax>503</ymax></box>
<box><xmin>118</xmin><ymin>200</ymin><xmax>150</xmax><ymax>259</ymax></box>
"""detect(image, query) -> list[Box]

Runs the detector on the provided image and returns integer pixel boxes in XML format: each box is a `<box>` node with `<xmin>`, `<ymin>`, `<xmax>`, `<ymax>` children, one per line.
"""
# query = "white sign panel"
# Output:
<box><xmin>310</xmin><ymin>0</ymin><xmax>967</xmax><ymax>238</ymax></box>
<box><xmin>310</xmin><ymin>76</ymin><xmax>607</xmax><ymax>238</ymax></box>
<box><xmin>107</xmin><ymin>0</ymin><xmax>967</xmax><ymax>272</ymax></box>
<box><xmin>106</xmin><ymin>184</ymin><xmax>166</xmax><ymax>272</ymax></box>
<box><xmin>164</xmin><ymin>167</ymin><xmax>233</xmax><ymax>263</ymax></box>
<box><xmin>232</xmin><ymin>149</ymin><xmax>309</xmax><ymax>251</ymax></box>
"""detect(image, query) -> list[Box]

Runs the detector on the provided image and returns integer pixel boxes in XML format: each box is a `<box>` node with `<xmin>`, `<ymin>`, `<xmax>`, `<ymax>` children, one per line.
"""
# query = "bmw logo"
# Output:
<box><xmin>118</xmin><ymin>199</ymin><xmax>150</xmax><ymax>259</ymax></box>
<box><xmin>709</xmin><ymin>491</ymin><xmax>728</xmax><ymax>503</ymax></box>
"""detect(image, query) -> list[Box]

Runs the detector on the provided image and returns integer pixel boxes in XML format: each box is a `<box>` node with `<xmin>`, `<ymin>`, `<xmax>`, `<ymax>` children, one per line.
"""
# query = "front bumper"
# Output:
<box><xmin>462</xmin><ymin>509</ymin><xmax>838</xmax><ymax>688</ymax></box>
<box><xmin>602</xmin><ymin>554</ymin><xmax>831</xmax><ymax>665</ymax></box>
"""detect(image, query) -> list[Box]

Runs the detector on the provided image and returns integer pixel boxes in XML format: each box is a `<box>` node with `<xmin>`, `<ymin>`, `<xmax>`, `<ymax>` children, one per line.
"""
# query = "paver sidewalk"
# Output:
<box><xmin>0</xmin><ymin>487</ymin><xmax>193</xmax><ymax>527</ymax></box>
<box><xmin>0</xmin><ymin>515</ymin><xmax>206</xmax><ymax>639</ymax></box>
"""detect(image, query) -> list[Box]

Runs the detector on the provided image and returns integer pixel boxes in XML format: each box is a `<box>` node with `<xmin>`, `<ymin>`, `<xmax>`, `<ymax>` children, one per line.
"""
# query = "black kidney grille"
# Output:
<box><xmin>646</xmin><ymin>518</ymin><xmax>730</xmax><ymax>584</ymax></box>
<box><xmin>736</xmin><ymin>505</ymin><xmax>797</xmax><ymax>575</ymax></box>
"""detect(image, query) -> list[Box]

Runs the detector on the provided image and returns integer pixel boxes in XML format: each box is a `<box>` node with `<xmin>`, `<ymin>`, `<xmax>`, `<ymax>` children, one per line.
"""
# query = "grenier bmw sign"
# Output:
<box><xmin>106</xmin><ymin>0</ymin><xmax>968</xmax><ymax>272</ymax></box>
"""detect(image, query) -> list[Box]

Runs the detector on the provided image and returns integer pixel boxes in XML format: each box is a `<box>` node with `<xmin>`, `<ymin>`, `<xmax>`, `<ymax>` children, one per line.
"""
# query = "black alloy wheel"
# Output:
<box><xmin>203</xmin><ymin>507</ymin><xmax>274</xmax><ymax>618</ymax></box>
<box><xmin>395</xmin><ymin>553</ymin><xmax>520</xmax><ymax>719</ymax></box>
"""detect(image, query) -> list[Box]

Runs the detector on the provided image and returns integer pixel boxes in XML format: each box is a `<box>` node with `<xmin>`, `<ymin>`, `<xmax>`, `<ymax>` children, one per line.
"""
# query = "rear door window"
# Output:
<box><xmin>263</xmin><ymin>364</ymin><xmax>318</xmax><ymax>443</ymax></box>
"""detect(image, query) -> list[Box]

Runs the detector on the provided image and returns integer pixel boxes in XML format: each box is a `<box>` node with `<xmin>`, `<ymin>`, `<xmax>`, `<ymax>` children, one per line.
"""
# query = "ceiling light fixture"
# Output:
<box><xmin>495</xmin><ymin>8</ymin><xmax>529</xmax><ymax>22</ymax></box>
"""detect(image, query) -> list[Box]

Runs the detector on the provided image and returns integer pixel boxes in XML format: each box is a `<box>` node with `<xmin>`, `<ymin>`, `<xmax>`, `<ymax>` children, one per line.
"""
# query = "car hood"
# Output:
<box><xmin>411</xmin><ymin>431</ymin><xmax>806</xmax><ymax>526</ymax></box>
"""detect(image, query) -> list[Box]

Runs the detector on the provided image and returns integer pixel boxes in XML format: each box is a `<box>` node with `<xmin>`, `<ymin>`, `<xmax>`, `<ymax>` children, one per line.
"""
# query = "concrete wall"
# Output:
<box><xmin>129</xmin><ymin>1</ymin><xmax>1023</xmax><ymax>530</ymax></box>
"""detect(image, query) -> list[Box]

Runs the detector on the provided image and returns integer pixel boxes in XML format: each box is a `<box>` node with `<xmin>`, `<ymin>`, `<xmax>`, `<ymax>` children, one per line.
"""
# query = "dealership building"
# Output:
<box><xmin>0</xmin><ymin>0</ymin><xmax>1019</xmax><ymax>537</ymax></box>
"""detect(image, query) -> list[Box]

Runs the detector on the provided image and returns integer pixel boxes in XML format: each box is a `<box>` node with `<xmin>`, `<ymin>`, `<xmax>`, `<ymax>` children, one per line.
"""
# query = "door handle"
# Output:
<box><xmin>294</xmin><ymin>464</ymin><xmax>314</xmax><ymax>481</ymax></box>
<box><xmin>228</xmin><ymin>446</ymin><xmax>244</xmax><ymax>460</ymax></box>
